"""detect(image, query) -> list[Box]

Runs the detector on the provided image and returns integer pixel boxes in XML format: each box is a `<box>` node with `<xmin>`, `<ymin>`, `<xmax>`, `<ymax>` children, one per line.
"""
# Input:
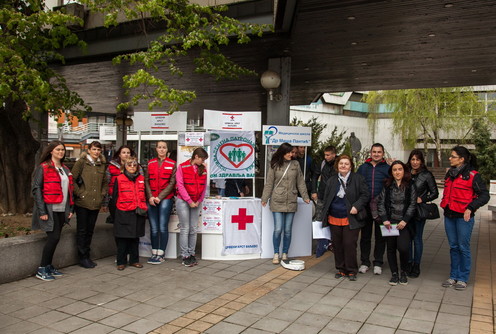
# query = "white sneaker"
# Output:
<box><xmin>373</xmin><ymin>266</ymin><xmax>382</xmax><ymax>275</ymax></box>
<box><xmin>358</xmin><ymin>265</ymin><xmax>369</xmax><ymax>274</ymax></box>
<box><xmin>272</xmin><ymin>253</ymin><xmax>280</xmax><ymax>264</ymax></box>
<box><xmin>281</xmin><ymin>253</ymin><xmax>288</xmax><ymax>261</ymax></box>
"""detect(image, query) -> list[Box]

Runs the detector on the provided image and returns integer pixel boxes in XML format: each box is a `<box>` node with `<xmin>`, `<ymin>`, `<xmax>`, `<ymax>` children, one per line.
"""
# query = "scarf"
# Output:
<box><xmin>448</xmin><ymin>163</ymin><xmax>467</xmax><ymax>179</ymax></box>
<box><xmin>337</xmin><ymin>171</ymin><xmax>351</xmax><ymax>198</ymax></box>
<box><xmin>124</xmin><ymin>170</ymin><xmax>139</xmax><ymax>182</ymax></box>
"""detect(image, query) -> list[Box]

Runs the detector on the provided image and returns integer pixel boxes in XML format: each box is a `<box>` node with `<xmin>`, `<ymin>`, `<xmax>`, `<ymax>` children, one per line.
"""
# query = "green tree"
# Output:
<box><xmin>0</xmin><ymin>0</ymin><xmax>88</xmax><ymax>214</ymax></box>
<box><xmin>472</xmin><ymin>118</ymin><xmax>496</xmax><ymax>184</ymax></box>
<box><xmin>1</xmin><ymin>0</ymin><xmax>269</xmax><ymax>213</ymax></box>
<box><xmin>365</xmin><ymin>87</ymin><xmax>488</xmax><ymax>167</ymax></box>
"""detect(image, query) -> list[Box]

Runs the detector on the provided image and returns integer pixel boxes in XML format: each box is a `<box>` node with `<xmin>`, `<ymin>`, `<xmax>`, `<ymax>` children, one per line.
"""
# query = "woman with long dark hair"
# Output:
<box><xmin>261</xmin><ymin>143</ymin><xmax>311</xmax><ymax>264</ymax></box>
<box><xmin>377</xmin><ymin>160</ymin><xmax>417</xmax><ymax>286</ymax></box>
<box><xmin>406</xmin><ymin>149</ymin><xmax>439</xmax><ymax>278</ymax></box>
<box><xmin>176</xmin><ymin>147</ymin><xmax>209</xmax><ymax>267</ymax></box>
<box><xmin>32</xmin><ymin>141</ymin><xmax>74</xmax><ymax>281</ymax></box>
<box><xmin>145</xmin><ymin>140</ymin><xmax>176</xmax><ymax>264</ymax></box>
<box><xmin>110</xmin><ymin>156</ymin><xmax>147</xmax><ymax>270</ymax></box>
<box><xmin>316</xmin><ymin>155</ymin><xmax>369</xmax><ymax>281</ymax></box>
<box><xmin>440</xmin><ymin>146</ymin><xmax>489</xmax><ymax>290</ymax></box>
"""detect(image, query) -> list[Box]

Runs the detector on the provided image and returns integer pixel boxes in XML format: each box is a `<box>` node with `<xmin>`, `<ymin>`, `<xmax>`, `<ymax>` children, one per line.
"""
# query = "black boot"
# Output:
<box><xmin>409</xmin><ymin>263</ymin><xmax>420</xmax><ymax>278</ymax></box>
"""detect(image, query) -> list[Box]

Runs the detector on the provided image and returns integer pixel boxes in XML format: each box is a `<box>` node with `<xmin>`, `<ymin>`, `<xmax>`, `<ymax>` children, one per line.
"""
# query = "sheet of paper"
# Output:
<box><xmin>380</xmin><ymin>224</ymin><xmax>400</xmax><ymax>237</ymax></box>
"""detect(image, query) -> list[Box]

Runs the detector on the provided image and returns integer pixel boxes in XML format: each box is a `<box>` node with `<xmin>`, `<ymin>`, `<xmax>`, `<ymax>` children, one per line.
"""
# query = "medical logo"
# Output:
<box><xmin>264</xmin><ymin>126</ymin><xmax>278</xmax><ymax>144</ymax></box>
<box><xmin>210</xmin><ymin>131</ymin><xmax>255</xmax><ymax>178</ymax></box>
<box><xmin>219</xmin><ymin>143</ymin><xmax>254</xmax><ymax>168</ymax></box>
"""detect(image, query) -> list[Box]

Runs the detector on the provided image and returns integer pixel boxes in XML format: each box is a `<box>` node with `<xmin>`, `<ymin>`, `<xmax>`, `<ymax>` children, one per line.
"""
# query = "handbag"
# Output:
<box><xmin>416</xmin><ymin>202</ymin><xmax>440</xmax><ymax>220</ymax></box>
<box><xmin>356</xmin><ymin>208</ymin><xmax>368</xmax><ymax>221</ymax></box>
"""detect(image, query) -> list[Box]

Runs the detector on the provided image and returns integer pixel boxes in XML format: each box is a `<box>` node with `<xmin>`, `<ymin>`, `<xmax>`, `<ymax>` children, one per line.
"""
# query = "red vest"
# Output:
<box><xmin>42</xmin><ymin>162</ymin><xmax>74</xmax><ymax>205</ymax></box>
<box><xmin>441</xmin><ymin>171</ymin><xmax>477</xmax><ymax>213</ymax></box>
<box><xmin>107</xmin><ymin>162</ymin><xmax>121</xmax><ymax>196</ymax></box>
<box><xmin>116</xmin><ymin>174</ymin><xmax>148</xmax><ymax>211</ymax></box>
<box><xmin>179</xmin><ymin>161</ymin><xmax>207</xmax><ymax>202</ymax></box>
<box><xmin>147</xmin><ymin>157</ymin><xmax>176</xmax><ymax>199</ymax></box>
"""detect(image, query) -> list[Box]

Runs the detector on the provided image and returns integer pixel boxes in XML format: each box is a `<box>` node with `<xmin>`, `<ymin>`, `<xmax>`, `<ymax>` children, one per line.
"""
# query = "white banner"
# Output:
<box><xmin>222</xmin><ymin>199</ymin><xmax>262</xmax><ymax>255</ymax></box>
<box><xmin>204</xmin><ymin>109</ymin><xmax>261</xmax><ymax>131</ymax></box>
<box><xmin>262</xmin><ymin>125</ymin><xmax>312</xmax><ymax>146</ymax></box>
<box><xmin>201</xmin><ymin>199</ymin><xmax>223</xmax><ymax>233</ymax></box>
<box><xmin>209</xmin><ymin>131</ymin><xmax>255</xmax><ymax>179</ymax></box>
<box><xmin>133</xmin><ymin>111</ymin><xmax>187</xmax><ymax>131</ymax></box>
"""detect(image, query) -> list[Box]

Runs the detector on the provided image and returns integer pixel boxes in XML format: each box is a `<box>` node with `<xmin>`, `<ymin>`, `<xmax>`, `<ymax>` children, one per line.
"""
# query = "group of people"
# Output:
<box><xmin>32</xmin><ymin>140</ymin><xmax>209</xmax><ymax>280</ymax></box>
<box><xmin>32</xmin><ymin>139</ymin><xmax>489</xmax><ymax>291</ymax></box>
<box><xmin>262</xmin><ymin>142</ymin><xmax>489</xmax><ymax>290</ymax></box>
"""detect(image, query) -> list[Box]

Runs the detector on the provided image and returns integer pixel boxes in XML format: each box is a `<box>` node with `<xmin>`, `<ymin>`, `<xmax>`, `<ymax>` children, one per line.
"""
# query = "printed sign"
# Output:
<box><xmin>262</xmin><ymin>125</ymin><xmax>312</xmax><ymax>146</ymax></box>
<box><xmin>133</xmin><ymin>111</ymin><xmax>187</xmax><ymax>131</ymax></box>
<box><xmin>204</xmin><ymin>109</ymin><xmax>261</xmax><ymax>131</ymax></box>
<box><xmin>222</xmin><ymin>199</ymin><xmax>262</xmax><ymax>255</ymax></box>
<box><xmin>202</xmin><ymin>199</ymin><xmax>223</xmax><ymax>233</ymax></box>
<box><xmin>210</xmin><ymin>131</ymin><xmax>255</xmax><ymax>179</ymax></box>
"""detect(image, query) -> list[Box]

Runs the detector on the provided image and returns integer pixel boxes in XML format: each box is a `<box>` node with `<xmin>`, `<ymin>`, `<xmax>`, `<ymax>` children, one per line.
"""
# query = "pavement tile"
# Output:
<box><xmin>57</xmin><ymin>301</ymin><xmax>95</xmax><ymax>315</ymax></box>
<box><xmin>204</xmin><ymin>321</ymin><xmax>245</xmax><ymax>334</ymax></box>
<box><xmin>438</xmin><ymin>303</ymin><xmax>471</xmax><ymax>316</ymax></box>
<box><xmin>121</xmin><ymin>318</ymin><xmax>163</xmax><ymax>333</ymax></box>
<box><xmin>432</xmin><ymin>322</ymin><xmax>470</xmax><ymax>334</ymax></box>
<box><xmin>242</xmin><ymin>302</ymin><xmax>277</xmax><ymax>315</ymax></box>
<box><xmin>146</xmin><ymin>308</ymin><xmax>184</xmax><ymax>323</ymax></box>
<box><xmin>398</xmin><ymin>318</ymin><xmax>434</xmax><ymax>333</ymax></box>
<box><xmin>251</xmin><ymin>317</ymin><xmax>291</xmax><ymax>332</ymax></box>
<box><xmin>293</xmin><ymin>311</ymin><xmax>329</xmax><ymax>329</ymax></box>
<box><xmin>167</xmin><ymin>300</ymin><xmax>203</xmax><ymax>313</ymax></box>
<box><xmin>357</xmin><ymin>323</ymin><xmax>395</xmax><ymax>334</ymax></box>
<box><xmin>103</xmin><ymin>298</ymin><xmax>140</xmax><ymax>312</ymax></box>
<box><xmin>319</xmin><ymin>295</ymin><xmax>351</xmax><ymax>307</ymax></box>
<box><xmin>403</xmin><ymin>308</ymin><xmax>438</xmax><ymax>322</ymax></box>
<box><xmin>380</xmin><ymin>296</ymin><xmax>412</xmax><ymax>307</ymax></box>
<box><xmin>211</xmin><ymin>306</ymin><xmax>237</xmax><ymax>317</ymax></box>
<box><xmin>408</xmin><ymin>299</ymin><xmax>440</xmax><ymax>311</ymax></box>
<box><xmin>366</xmin><ymin>311</ymin><xmax>402</xmax><ymax>328</ymax></box>
<box><xmin>0</xmin><ymin>314</ymin><xmax>21</xmax><ymax>329</ymax></box>
<box><xmin>435</xmin><ymin>312</ymin><xmax>470</xmax><ymax>327</ymax></box>
<box><xmin>29</xmin><ymin>309</ymin><xmax>71</xmax><ymax>326</ymax></box>
<box><xmin>49</xmin><ymin>316</ymin><xmax>93</xmax><ymax>333</ymax></box>
<box><xmin>336</xmin><ymin>307</ymin><xmax>373</xmax><ymax>322</ymax></box>
<box><xmin>325</xmin><ymin>317</ymin><xmax>362</xmax><ymax>333</ymax></box>
<box><xmin>70</xmin><ymin>322</ymin><xmax>116</xmax><ymax>334</ymax></box>
<box><xmin>9</xmin><ymin>304</ymin><xmax>48</xmax><ymax>319</ymax></box>
<box><xmin>306</xmin><ymin>303</ymin><xmax>342</xmax><ymax>317</ymax></box>
<box><xmin>98</xmin><ymin>312</ymin><xmax>140</xmax><ymax>328</ymax></box>
<box><xmin>121</xmin><ymin>303</ymin><xmax>161</xmax><ymax>317</ymax></box>
<box><xmin>224</xmin><ymin>310</ymin><xmax>261</xmax><ymax>326</ymax></box>
<box><xmin>373</xmin><ymin>304</ymin><xmax>407</xmax><ymax>317</ymax></box>
<box><xmin>78</xmin><ymin>306</ymin><xmax>119</xmax><ymax>321</ymax></box>
<box><xmin>281</xmin><ymin>322</ymin><xmax>322</xmax><ymax>334</ymax></box>
<box><xmin>201</xmin><ymin>313</ymin><xmax>225</xmax><ymax>324</ymax></box>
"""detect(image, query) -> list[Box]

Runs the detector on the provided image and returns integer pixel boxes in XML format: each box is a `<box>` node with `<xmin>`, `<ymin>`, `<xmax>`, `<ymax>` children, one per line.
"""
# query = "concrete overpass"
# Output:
<box><xmin>58</xmin><ymin>0</ymin><xmax>496</xmax><ymax>124</ymax></box>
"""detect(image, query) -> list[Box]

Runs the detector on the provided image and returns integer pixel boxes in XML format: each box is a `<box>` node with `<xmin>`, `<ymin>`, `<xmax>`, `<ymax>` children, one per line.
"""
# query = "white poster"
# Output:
<box><xmin>222</xmin><ymin>199</ymin><xmax>262</xmax><ymax>255</ymax></box>
<box><xmin>133</xmin><ymin>111</ymin><xmax>187</xmax><ymax>131</ymax></box>
<box><xmin>204</xmin><ymin>109</ymin><xmax>261</xmax><ymax>131</ymax></box>
<box><xmin>209</xmin><ymin>131</ymin><xmax>255</xmax><ymax>179</ymax></box>
<box><xmin>202</xmin><ymin>199</ymin><xmax>223</xmax><ymax>233</ymax></box>
<box><xmin>262</xmin><ymin>125</ymin><xmax>312</xmax><ymax>146</ymax></box>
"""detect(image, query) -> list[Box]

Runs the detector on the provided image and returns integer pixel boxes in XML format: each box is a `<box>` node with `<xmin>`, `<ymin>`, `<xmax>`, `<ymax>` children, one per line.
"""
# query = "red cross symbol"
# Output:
<box><xmin>217</xmin><ymin>206</ymin><xmax>221</xmax><ymax>211</ymax></box>
<box><xmin>231</xmin><ymin>208</ymin><xmax>253</xmax><ymax>230</ymax></box>
<box><xmin>230</xmin><ymin>115</ymin><xmax>235</xmax><ymax>121</ymax></box>
<box><xmin>203</xmin><ymin>222</ymin><xmax>207</xmax><ymax>226</ymax></box>
<box><xmin>203</xmin><ymin>206</ymin><xmax>207</xmax><ymax>211</ymax></box>
<box><xmin>199</xmin><ymin>138</ymin><xmax>203</xmax><ymax>142</ymax></box>
<box><xmin>186</xmin><ymin>138</ymin><xmax>190</xmax><ymax>141</ymax></box>
<box><xmin>217</xmin><ymin>222</ymin><xmax>221</xmax><ymax>226</ymax></box>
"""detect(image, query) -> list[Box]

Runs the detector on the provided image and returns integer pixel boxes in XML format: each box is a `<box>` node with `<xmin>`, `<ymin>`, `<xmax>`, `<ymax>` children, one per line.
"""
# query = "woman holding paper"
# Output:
<box><xmin>262</xmin><ymin>143</ymin><xmax>311</xmax><ymax>264</ymax></box>
<box><xmin>377</xmin><ymin>160</ymin><xmax>417</xmax><ymax>286</ymax></box>
<box><xmin>315</xmin><ymin>155</ymin><xmax>369</xmax><ymax>281</ymax></box>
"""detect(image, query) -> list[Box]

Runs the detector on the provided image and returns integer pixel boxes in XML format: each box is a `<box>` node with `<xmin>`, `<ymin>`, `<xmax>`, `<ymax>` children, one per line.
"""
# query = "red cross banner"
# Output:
<box><xmin>222</xmin><ymin>199</ymin><xmax>262</xmax><ymax>255</ymax></box>
<box><xmin>209</xmin><ymin>131</ymin><xmax>256</xmax><ymax>179</ymax></box>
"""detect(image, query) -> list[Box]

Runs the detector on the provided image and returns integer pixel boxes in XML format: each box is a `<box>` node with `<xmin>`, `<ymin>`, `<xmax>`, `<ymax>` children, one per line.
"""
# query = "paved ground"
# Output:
<box><xmin>0</xmin><ymin>205</ymin><xmax>494</xmax><ymax>334</ymax></box>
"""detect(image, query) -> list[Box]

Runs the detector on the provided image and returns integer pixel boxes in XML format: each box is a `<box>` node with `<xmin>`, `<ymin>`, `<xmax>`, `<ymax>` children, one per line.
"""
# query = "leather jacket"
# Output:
<box><xmin>412</xmin><ymin>168</ymin><xmax>439</xmax><ymax>203</ymax></box>
<box><xmin>377</xmin><ymin>182</ymin><xmax>417</xmax><ymax>225</ymax></box>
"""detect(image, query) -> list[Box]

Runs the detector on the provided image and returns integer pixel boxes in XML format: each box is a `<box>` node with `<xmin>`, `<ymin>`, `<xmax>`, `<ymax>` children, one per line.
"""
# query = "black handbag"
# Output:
<box><xmin>416</xmin><ymin>202</ymin><xmax>440</xmax><ymax>220</ymax></box>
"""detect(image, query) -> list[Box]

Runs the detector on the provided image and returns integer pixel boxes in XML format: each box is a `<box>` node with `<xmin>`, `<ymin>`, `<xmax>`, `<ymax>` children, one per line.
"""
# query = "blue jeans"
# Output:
<box><xmin>444</xmin><ymin>216</ymin><xmax>475</xmax><ymax>282</ymax></box>
<box><xmin>176</xmin><ymin>198</ymin><xmax>200</xmax><ymax>258</ymax></box>
<box><xmin>272</xmin><ymin>212</ymin><xmax>295</xmax><ymax>254</ymax></box>
<box><xmin>147</xmin><ymin>199</ymin><xmax>173</xmax><ymax>252</ymax></box>
<box><xmin>409</xmin><ymin>217</ymin><xmax>426</xmax><ymax>264</ymax></box>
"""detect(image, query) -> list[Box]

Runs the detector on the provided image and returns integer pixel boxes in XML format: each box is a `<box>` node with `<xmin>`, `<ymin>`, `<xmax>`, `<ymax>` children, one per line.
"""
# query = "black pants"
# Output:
<box><xmin>386</xmin><ymin>228</ymin><xmax>411</xmax><ymax>274</ymax></box>
<box><xmin>40</xmin><ymin>212</ymin><xmax>65</xmax><ymax>267</ymax></box>
<box><xmin>360</xmin><ymin>217</ymin><xmax>386</xmax><ymax>267</ymax></box>
<box><xmin>331</xmin><ymin>224</ymin><xmax>360</xmax><ymax>274</ymax></box>
<box><xmin>115</xmin><ymin>237</ymin><xmax>139</xmax><ymax>265</ymax></box>
<box><xmin>75</xmin><ymin>206</ymin><xmax>99</xmax><ymax>259</ymax></box>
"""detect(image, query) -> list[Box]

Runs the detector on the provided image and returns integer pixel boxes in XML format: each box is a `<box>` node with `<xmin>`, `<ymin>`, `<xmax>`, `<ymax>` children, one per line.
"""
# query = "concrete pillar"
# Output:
<box><xmin>265</xmin><ymin>57</ymin><xmax>291</xmax><ymax>125</ymax></box>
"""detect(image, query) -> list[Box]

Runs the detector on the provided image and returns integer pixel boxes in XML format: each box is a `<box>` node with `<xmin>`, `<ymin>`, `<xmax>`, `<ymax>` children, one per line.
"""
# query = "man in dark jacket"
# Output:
<box><xmin>311</xmin><ymin>145</ymin><xmax>337</xmax><ymax>202</ymax></box>
<box><xmin>357</xmin><ymin>143</ymin><xmax>390</xmax><ymax>275</ymax></box>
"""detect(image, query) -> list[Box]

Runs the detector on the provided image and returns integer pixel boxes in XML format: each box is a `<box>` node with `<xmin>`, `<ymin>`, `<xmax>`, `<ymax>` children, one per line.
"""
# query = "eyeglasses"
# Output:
<box><xmin>449</xmin><ymin>155</ymin><xmax>460</xmax><ymax>159</ymax></box>
<box><xmin>126</xmin><ymin>162</ymin><xmax>138</xmax><ymax>167</ymax></box>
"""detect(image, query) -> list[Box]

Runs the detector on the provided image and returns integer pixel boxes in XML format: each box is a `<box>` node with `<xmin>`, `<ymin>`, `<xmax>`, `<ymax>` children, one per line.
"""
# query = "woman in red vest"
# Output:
<box><xmin>440</xmin><ymin>146</ymin><xmax>489</xmax><ymax>290</ymax></box>
<box><xmin>106</xmin><ymin>145</ymin><xmax>136</xmax><ymax>199</ymax></box>
<box><xmin>110</xmin><ymin>157</ymin><xmax>147</xmax><ymax>270</ymax></box>
<box><xmin>32</xmin><ymin>141</ymin><xmax>74</xmax><ymax>281</ymax></box>
<box><xmin>145</xmin><ymin>140</ymin><xmax>176</xmax><ymax>264</ymax></box>
<box><xmin>176</xmin><ymin>147</ymin><xmax>208</xmax><ymax>267</ymax></box>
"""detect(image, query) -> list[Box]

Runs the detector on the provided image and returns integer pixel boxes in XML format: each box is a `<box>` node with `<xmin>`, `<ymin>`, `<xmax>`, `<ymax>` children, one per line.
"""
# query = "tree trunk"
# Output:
<box><xmin>0</xmin><ymin>100</ymin><xmax>40</xmax><ymax>214</ymax></box>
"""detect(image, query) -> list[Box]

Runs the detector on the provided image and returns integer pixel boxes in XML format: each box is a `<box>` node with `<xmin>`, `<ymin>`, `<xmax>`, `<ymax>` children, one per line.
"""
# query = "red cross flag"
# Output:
<box><xmin>222</xmin><ymin>199</ymin><xmax>262</xmax><ymax>255</ymax></box>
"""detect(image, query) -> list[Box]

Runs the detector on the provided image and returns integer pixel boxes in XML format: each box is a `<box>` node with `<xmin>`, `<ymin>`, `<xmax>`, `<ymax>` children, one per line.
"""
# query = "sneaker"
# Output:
<box><xmin>454</xmin><ymin>281</ymin><xmax>467</xmax><ymax>291</ymax></box>
<box><xmin>358</xmin><ymin>265</ymin><xmax>369</xmax><ymax>274</ymax></box>
<box><xmin>182</xmin><ymin>256</ymin><xmax>193</xmax><ymax>267</ymax></box>
<box><xmin>373</xmin><ymin>266</ymin><xmax>382</xmax><ymax>275</ymax></box>
<box><xmin>36</xmin><ymin>267</ymin><xmax>55</xmax><ymax>281</ymax></box>
<box><xmin>190</xmin><ymin>255</ymin><xmax>198</xmax><ymax>266</ymax></box>
<box><xmin>281</xmin><ymin>253</ymin><xmax>288</xmax><ymax>261</ymax></box>
<box><xmin>389</xmin><ymin>273</ymin><xmax>399</xmax><ymax>286</ymax></box>
<box><xmin>272</xmin><ymin>253</ymin><xmax>280</xmax><ymax>264</ymax></box>
<box><xmin>399</xmin><ymin>272</ymin><xmax>408</xmax><ymax>285</ymax></box>
<box><xmin>148</xmin><ymin>255</ymin><xmax>161</xmax><ymax>264</ymax></box>
<box><xmin>335</xmin><ymin>271</ymin><xmax>345</xmax><ymax>279</ymax></box>
<box><xmin>79</xmin><ymin>258</ymin><xmax>95</xmax><ymax>269</ymax></box>
<box><xmin>442</xmin><ymin>278</ymin><xmax>457</xmax><ymax>287</ymax></box>
<box><xmin>348</xmin><ymin>273</ymin><xmax>357</xmax><ymax>281</ymax></box>
<box><xmin>47</xmin><ymin>264</ymin><xmax>63</xmax><ymax>277</ymax></box>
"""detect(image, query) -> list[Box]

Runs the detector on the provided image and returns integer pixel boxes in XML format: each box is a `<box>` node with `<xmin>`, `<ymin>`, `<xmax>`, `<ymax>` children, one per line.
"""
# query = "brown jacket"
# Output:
<box><xmin>71</xmin><ymin>152</ymin><xmax>108</xmax><ymax>210</ymax></box>
<box><xmin>261</xmin><ymin>160</ymin><xmax>310</xmax><ymax>212</ymax></box>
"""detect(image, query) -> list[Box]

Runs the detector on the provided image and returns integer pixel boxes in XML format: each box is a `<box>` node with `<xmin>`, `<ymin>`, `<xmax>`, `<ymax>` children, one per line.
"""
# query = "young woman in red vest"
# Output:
<box><xmin>176</xmin><ymin>147</ymin><xmax>208</xmax><ymax>267</ymax></box>
<box><xmin>110</xmin><ymin>157</ymin><xmax>147</xmax><ymax>270</ymax></box>
<box><xmin>145</xmin><ymin>140</ymin><xmax>176</xmax><ymax>264</ymax></box>
<box><xmin>440</xmin><ymin>146</ymin><xmax>489</xmax><ymax>290</ymax></box>
<box><xmin>32</xmin><ymin>141</ymin><xmax>74</xmax><ymax>281</ymax></box>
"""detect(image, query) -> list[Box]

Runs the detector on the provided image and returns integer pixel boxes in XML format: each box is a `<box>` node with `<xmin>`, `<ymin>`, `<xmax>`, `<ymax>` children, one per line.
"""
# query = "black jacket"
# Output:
<box><xmin>412</xmin><ymin>168</ymin><xmax>438</xmax><ymax>203</ymax></box>
<box><xmin>311</xmin><ymin>159</ymin><xmax>337</xmax><ymax>199</ymax></box>
<box><xmin>377</xmin><ymin>182</ymin><xmax>417</xmax><ymax>231</ymax></box>
<box><xmin>316</xmin><ymin>172</ymin><xmax>370</xmax><ymax>229</ymax></box>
